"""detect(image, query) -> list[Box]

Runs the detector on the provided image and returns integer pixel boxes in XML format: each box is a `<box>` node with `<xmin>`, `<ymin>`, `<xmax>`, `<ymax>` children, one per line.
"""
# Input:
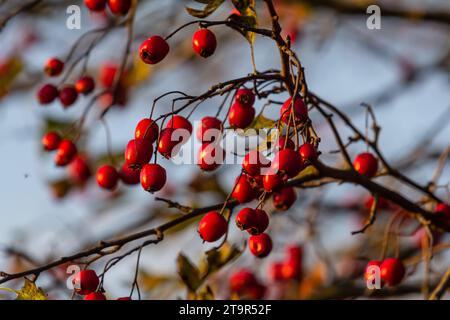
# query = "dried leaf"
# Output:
<box><xmin>186</xmin><ymin>0</ymin><xmax>225</xmax><ymax>18</ymax></box>
<box><xmin>177</xmin><ymin>254</ymin><xmax>202</xmax><ymax>292</ymax></box>
<box><xmin>231</xmin><ymin>0</ymin><xmax>258</xmax><ymax>44</ymax></box>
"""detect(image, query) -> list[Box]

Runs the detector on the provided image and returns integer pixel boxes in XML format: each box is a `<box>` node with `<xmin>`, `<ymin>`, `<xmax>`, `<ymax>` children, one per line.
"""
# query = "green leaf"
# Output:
<box><xmin>186</xmin><ymin>0</ymin><xmax>225</xmax><ymax>18</ymax></box>
<box><xmin>177</xmin><ymin>254</ymin><xmax>202</xmax><ymax>292</ymax></box>
<box><xmin>231</xmin><ymin>0</ymin><xmax>258</xmax><ymax>44</ymax></box>
<box><xmin>250</xmin><ymin>111</ymin><xmax>277</xmax><ymax>130</ymax></box>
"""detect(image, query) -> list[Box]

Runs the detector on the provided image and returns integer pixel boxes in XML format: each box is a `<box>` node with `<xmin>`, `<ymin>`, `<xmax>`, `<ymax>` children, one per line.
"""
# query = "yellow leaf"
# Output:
<box><xmin>250</xmin><ymin>112</ymin><xmax>277</xmax><ymax>130</ymax></box>
<box><xmin>124</xmin><ymin>55</ymin><xmax>152</xmax><ymax>87</ymax></box>
<box><xmin>11</xmin><ymin>279</ymin><xmax>47</xmax><ymax>300</ymax></box>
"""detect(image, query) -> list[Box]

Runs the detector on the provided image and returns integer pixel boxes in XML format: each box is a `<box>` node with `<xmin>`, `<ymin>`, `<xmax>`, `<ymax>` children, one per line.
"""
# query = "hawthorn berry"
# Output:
<box><xmin>276</xmin><ymin>136</ymin><xmax>295</xmax><ymax>150</ymax></box>
<box><xmin>108</xmin><ymin>0</ymin><xmax>131</xmax><ymax>15</ymax></box>
<box><xmin>380</xmin><ymin>258</ymin><xmax>405</xmax><ymax>286</ymax></box>
<box><xmin>435</xmin><ymin>203</ymin><xmax>450</xmax><ymax>219</ymax></box>
<box><xmin>280</xmin><ymin>97</ymin><xmax>308</xmax><ymax>126</ymax></box>
<box><xmin>282</xmin><ymin>245</ymin><xmax>303</xmax><ymax>281</ymax></box>
<box><xmin>37</xmin><ymin>84</ymin><xmax>58</xmax><ymax>104</ymax></box>
<box><xmin>247</xmin><ymin>209</ymin><xmax>269</xmax><ymax>235</ymax></box>
<box><xmin>262</xmin><ymin>173</ymin><xmax>285</xmax><ymax>192</ymax></box>
<box><xmin>96</xmin><ymin>165</ymin><xmax>119</xmax><ymax>190</ymax></box>
<box><xmin>197</xmin><ymin>116</ymin><xmax>222</xmax><ymax>143</ymax></box>
<box><xmin>117</xmin><ymin>297</ymin><xmax>132</xmax><ymax>300</ymax></box>
<box><xmin>140</xmin><ymin>163</ymin><xmax>167</xmax><ymax>192</ymax></box>
<box><xmin>41</xmin><ymin>132</ymin><xmax>61</xmax><ymax>151</ymax></box>
<box><xmin>44</xmin><ymin>58</ymin><xmax>64</xmax><ymax>77</ymax></box>
<box><xmin>166</xmin><ymin>115</ymin><xmax>193</xmax><ymax>136</ymax></box>
<box><xmin>139</xmin><ymin>36</ymin><xmax>169</xmax><ymax>65</ymax></box>
<box><xmin>298</xmin><ymin>143</ymin><xmax>318</xmax><ymax>162</ymax></box>
<box><xmin>75</xmin><ymin>76</ymin><xmax>95</xmax><ymax>95</ymax></box>
<box><xmin>124</xmin><ymin>139</ymin><xmax>153</xmax><ymax>168</ymax></box>
<box><xmin>235</xmin><ymin>88</ymin><xmax>255</xmax><ymax>107</ymax></box>
<box><xmin>235</xmin><ymin>208</ymin><xmax>258</xmax><ymax>231</ymax></box>
<box><xmin>135</xmin><ymin>118</ymin><xmax>159</xmax><ymax>143</ymax></box>
<box><xmin>68</xmin><ymin>156</ymin><xmax>91</xmax><ymax>183</ymax></box>
<box><xmin>119</xmin><ymin>164</ymin><xmax>140</xmax><ymax>185</ymax></box>
<box><xmin>84</xmin><ymin>292</ymin><xmax>107</xmax><ymax>300</ymax></box>
<box><xmin>231</xmin><ymin>175</ymin><xmax>257</xmax><ymax>203</ymax></box>
<box><xmin>192</xmin><ymin>29</ymin><xmax>217</xmax><ymax>58</ymax></box>
<box><xmin>84</xmin><ymin>0</ymin><xmax>107</xmax><ymax>11</ymax></box>
<box><xmin>228</xmin><ymin>102</ymin><xmax>255</xmax><ymax>129</ymax></box>
<box><xmin>271</xmin><ymin>149</ymin><xmax>303</xmax><ymax>178</ymax></box>
<box><xmin>242</xmin><ymin>150</ymin><xmax>269</xmax><ymax>177</ymax></box>
<box><xmin>269</xmin><ymin>262</ymin><xmax>285</xmax><ymax>281</ymax></box>
<box><xmin>364</xmin><ymin>196</ymin><xmax>390</xmax><ymax>210</ymax></box>
<box><xmin>364</xmin><ymin>260</ymin><xmax>382</xmax><ymax>283</ymax></box>
<box><xmin>72</xmin><ymin>269</ymin><xmax>99</xmax><ymax>295</ymax></box>
<box><xmin>229</xmin><ymin>269</ymin><xmax>258</xmax><ymax>293</ymax></box>
<box><xmin>273</xmin><ymin>187</ymin><xmax>297</xmax><ymax>211</ymax></box>
<box><xmin>353</xmin><ymin>152</ymin><xmax>378</xmax><ymax>178</ymax></box>
<box><xmin>55</xmin><ymin>140</ymin><xmax>77</xmax><ymax>166</ymax></box>
<box><xmin>243</xmin><ymin>283</ymin><xmax>266</xmax><ymax>300</ymax></box>
<box><xmin>99</xmin><ymin>63</ymin><xmax>118</xmax><ymax>88</ymax></box>
<box><xmin>248</xmin><ymin>233</ymin><xmax>272</xmax><ymax>258</ymax></box>
<box><xmin>59</xmin><ymin>85</ymin><xmax>78</xmax><ymax>108</ymax></box>
<box><xmin>197</xmin><ymin>143</ymin><xmax>225</xmax><ymax>172</ymax></box>
<box><xmin>157</xmin><ymin>128</ymin><xmax>180</xmax><ymax>159</ymax></box>
<box><xmin>198</xmin><ymin>211</ymin><xmax>227</xmax><ymax>242</ymax></box>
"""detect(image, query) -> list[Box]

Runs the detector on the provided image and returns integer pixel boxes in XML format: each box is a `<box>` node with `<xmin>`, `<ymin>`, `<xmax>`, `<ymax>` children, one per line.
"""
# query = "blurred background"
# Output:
<box><xmin>0</xmin><ymin>0</ymin><xmax>449</xmax><ymax>299</ymax></box>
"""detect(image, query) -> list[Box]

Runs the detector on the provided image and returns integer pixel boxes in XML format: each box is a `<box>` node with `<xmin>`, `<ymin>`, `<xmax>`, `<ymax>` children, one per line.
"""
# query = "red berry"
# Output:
<box><xmin>99</xmin><ymin>63</ymin><xmax>118</xmax><ymax>88</ymax></box>
<box><xmin>232</xmin><ymin>175</ymin><xmax>257</xmax><ymax>203</ymax></box>
<box><xmin>59</xmin><ymin>85</ymin><xmax>78</xmax><ymax>107</ymax></box>
<box><xmin>84</xmin><ymin>292</ymin><xmax>107</xmax><ymax>300</ymax></box>
<box><xmin>364</xmin><ymin>260</ymin><xmax>382</xmax><ymax>283</ymax></box>
<box><xmin>157</xmin><ymin>128</ymin><xmax>180</xmax><ymax>159</ymax></box>
<box><xmin>197</xmin><ymin>116</ymin><xmax>222</xmax><ymax>143</ymax></box>
<box><xmin>277</xmin><ymin>136</ymin><xmax>295</xmax><ymax>150</ymax></box>
<box><xmin>37</xmin><ymin>84</ymin><xmax>58</xmax><ymax>104</ymax></box>
<box><xmin>282</xmin><ymin>259</ymin><xmax>302</xmax><ymax>281</ymax></box>
<box><xmin>235</xmin><ymin>208</ymin><xmax>258</xmax><ymax>231</ymax></box>
<box><xmin>353</xmin><ymin>152</ymin><xmax>378</xmax><ymax>178</ymax></box>
<box><xmin>269</xmin><ymin>262</ymin><xmax>285</xmax><ymax>281</ymax></box>
<box><xmin>198</xmin><ymin>211</ymin><xmax>227</xmax><ymax>242</ymax></box>
<box><xmin>96</xmin><ymin>165</ymin><xmax>119</xmax><ymax>190</ymax></box>
<box><xmin>380</xmin><ymin>258</ymin><xmax>405</xmax><ymax>286</ymax></box>
<box><xmin>42</xmin><ymin>132</ymin><xmax>61</xmax><ymax>151</ymax></box>
<box><xmin>240</xmin><ymin>283</ymin><xmax>266</xmax><ymax>300</ymax></box>
<box><xmin>192</xmin><ymin>29</ymin><xmax>217</xmax><ymax>58</ymax></box>
<box><xmin>197</xmin><ymin>143</ymin><xmax>225</xmax><ymax>172</ymax></box>
<box><xmin>69</xmin><ymin>156</ymin><xmax>91</xmax><ymax>183</ymax></box>
<box><xmin>124</xmin><ymin>139</ymin><xmax>153</xmax><ymax>168</ymax></box>
<box><xmin>242</xmin><ymin>150</ymin><xmax>269</xmax><ymax>177</ymax></box>
<box><xmin>364</xmin><ymin>196</ymin><xmax>390</xmax><ymax>210</ymax></box>
<box><xmin>247</xmin><ymin>209</ymin><xmax>269</xmax><ymax>235</ymax></box>
<box><xmin>135</xmin><ymin>118</ymin><xmax>159</xmax><ymax>143</ymax></box>
<box><xmin>139</xmin><ymin>36</ymin><xmax>169</xmax><ymax>65</ymax></box>
<box><xmin>117</xmin><ymin>297</ymin><xmax>132</xmax><ymax>300</ymax></box>
<box><xmin>229</xmin><ymin>269</ymin><xmax>258</xmax><ymax>293</ymax></box>
<box><xmin>435</xmin><ymin>203</ymin><xmax>450</xmax><ymax>217</ymax></box>
<box><xmin>228</xmin><ymin>102</ymin><xmax>255</xmax><ymax>129</ymax></box>
<box><xmin>108</xmin><ymin>0</ymin><xmax>131</xmax><ymax>15</ymax></box>
<box><xmin>235</xmin><ymin>88</ymin><xmax>255</xmax><ymax>107</ymax></box>
<box><xmin>44</xmin><ymin>58</ymin><xmax>64</xmax><ymax>77</ymax></box>
<box><xmin>262</xmin><ymin>173</ymin><xmax>285</xmax><ymax>192</ymax></box>
<box><xmin>166</xmin><ymin>115</ymin><xmax>192</xmax><ymax>135</ymax></box>
<box><xmin>140</xmin><ymin>163</ymin><xmax>167</xmax><ymax>192</ymax></box>
<box><xmin>75</xmin><ymin>76</ymin><xmax>95</xmax><ymax>95</ymax></box>
<box><xmin>280</xmin><ymin>97</ymin><xmax>308</xmax><ymax>126</ymax></box>
<box><xmin>248</xmin><ymin>233</ymin><xmax>272</xmax><ymax>258</ymax></box>
<box><xmin>271</xmin><ymin>149</ymin><xmax>303</xmax><ymax>178</ymax></box>
<box><xmin>84</xmin><ymin>0</ymin><xmax>106</xmax><ymax>11</ymax></box>
<box><xmin>298</xmin><ymin>143</ymin><xmax>318</xmax><ymax>162</ymax></box>
<box><xmin>55</xmin><ymin>140</ymin><xmax>77</xmax><ymax>166</ymax></box>
<box><xmin>119</xmin><ymin>164</ymin><xmax>140</xmax><ymax>185</ymax></box>
<box><xmin>273</xmin><ymin>187</ymin><xmax>297</xmax><ymax>211</ymax></box>
<box><xmin>72</xmin><ymin>270</ymin><xmax>99</xmax><ymax>295</ymax></box>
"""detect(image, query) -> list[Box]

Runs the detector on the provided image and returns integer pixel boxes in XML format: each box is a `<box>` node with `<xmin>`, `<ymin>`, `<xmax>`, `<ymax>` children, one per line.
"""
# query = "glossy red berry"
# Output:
<box><xmin>271</xmin><ymin>149</ymin><xmax>303</xmax><ymax>178</ymax></box>
<box><xmin>273</xmin><ymin>187</ymin><xmax>297</xmax><ymax>211</ymax></box>
<box><xmin>157</xmin><ymin>128</ymin><xmax>180</xmax><ymax>159</ymax></box>
<box><xmin>249</xmin><ymin>233</ymin><xmax>272</xmax><ymax>258</ymax></box>
<box><xmin>124</xmin><ymin>139</ymin><xmax>153</xmax><ymax>168</ymax></box>
<box><xmin>435</xmin><ymin>203</ymin><xmax>450</xmax><ymax>218</ymax></box>
<box><xmin>235</xmin><ymin>208</ymin><xmax>258</xmax><ymax>231</ymax></box>
<box><xmin>282</xmin><ymin>245</ymin><xmax>303</xmax><ymax>281</ymax></box>
<box><xmin>135</xmin><ymin>118</ymin><xmax>159</xmax><ymax>143</ymax></box>
<box><xmin>99</xmin><ymin>63</ymin><xmax>118</xmax><ymax>88</ymax></box>
<box><xmin>84</xmin><ymin>0</ymin><xmax>106</xmax><ymax>11</ymax></box>
<box><xmin>75</xmin><ymin>76</ymin><xmax>95</xmax><ymax>95</ymax></box>
<box><xmin>108</xmin><ymin>0</ymin><xmax>131</xmax><ymax>15</ymax></box>
<box><xmin>192</xmin><ymin>29</ymin><xmax>217</xmax><ymax>58</ymax></box>
<box><xmin>140</xmin><ymin>163</ymin><xmax>167</xmax><ymax>193</ymax></box>
<box><xmin>353</xmin><ymin>152</ymin><xmax>378</xmax><ymax>178</ymax></box>
<box><xmin>197</xmin><ymin>143</ymin><xmax>225</xmax><ymax>172</ymax></box>
<box><xmin>229</xmin><ymin>269</ymin><xmax>258</xmax><ymax>293</ymax></box>
<box><xmin>198</xmin><ymin>211</ymin><xmax>227</xmax><ymax>242</ymax></box>
<box><xmin>247</xmin><ymin>209</ymin><xmax>269</xmax><ymax>235</ymax></box>
<box><xmin>59</xmin><ymin>85</ymin><xmax>78</xmax><ymax>107</ymax></box>
<box><xmin>269</xmin><ymin>262</ymin><xmax>285</xmax><ymax>281</ymax></box>
<box><xmin>37</xmin><ymin>84</ymin><xmax>58</xmax><ymax>104</ymax></box>
<box><xmin>72</xmin><ymin>270</ymin><xmax>99</xmax><ymax>295</ymax></box>
<box><xmin>364</xmin><ymin>260</ymin><xmax>382</xmax><ymax>283</ymax></box>
<box><xmin>139</xmin><ymin>36</ymin><xmax>169</xmax><ymax>65</ymax></box>
<box><xmin>84</xmin><ymin>292</ymin><xmax>107</xmax><ymax>300</ymax></box>
<box><xmin>380</xmin><ymin>258</ymin><xmax>405</xmax><ymax>286</ymax></box>
<box><xmin>119</xmin><ymin>164</ymin><xmax>140</xmax><ymax>185</ymax></box>
<box><xmin>166</xmin><ymin>115</ymin><xmax>192</xmax><ymax>135</ymax></box>
<box><xmin>44</xmin><ymin>58</ymin><xmax>64</xmax><ymax>77</ymax></box>
<box><xmin>235</xmin><ymin>88</ymin><xmax>255</xmax><ymax>107</ymax></box>
<box><xmin>197</xmin><ymin>116</ymin><xmax>222</xmax><ymax>143</ymax></box>
<box><xmin>262</xmin><ymin>173</ymin><xmax>285</xmax><ymax>192</ymax></box>
<box><xmin>277</xmin><ymin>136</ymin><xmax>295</xmax><ymax>150</ymax></box>
<box><xmin>96</xmin><ymin>165</ymin><xmax>119</xmax><ymax>190</ymax></box>
<box><xmin>280</xmin><ymin>97</ymin><xmax>308</xmax><ymax>126</ymax></box>
<box><xmin>42</xmin><ymin>132</ymin><xmax>61</xmax><ymax>151</ymax></box>
<box><xmin>232</xmin><ymin>175</ymin><xmax>257</xmax><ymax>203</ymax></box>
<box><xmin>299</xmin><ymin>143</ymin><xmax>318</xmax><ymax>162</ymax></box>
<box><xmin>69</xmin><ymin>156</ymin><xmax>91</xmax><ymax>183</ymax></box>
<box><xmin>55</xmin><ymin>140</ymin><xmax>77</xmax><ymax>166</ymax></box>
<box><xmin>228</xmin><ymin>102</ymin><xmax>255</xmax><ymax>129</ymax></box>
<box><xmin>242</xmin><ymin>150</ymin><xmax>269</xmax><ymax>177</ymax></box>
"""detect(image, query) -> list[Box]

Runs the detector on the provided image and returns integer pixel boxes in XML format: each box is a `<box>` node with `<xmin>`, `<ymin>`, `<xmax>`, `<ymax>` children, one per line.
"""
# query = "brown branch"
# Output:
<box><xmin>429</xmin><ymin>267</ymin><xmax>450</xmax><ymax>300</ymax></box>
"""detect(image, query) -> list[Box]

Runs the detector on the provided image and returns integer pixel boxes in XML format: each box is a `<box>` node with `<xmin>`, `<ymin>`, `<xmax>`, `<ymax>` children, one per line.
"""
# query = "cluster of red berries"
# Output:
<box><xmin>364</xmin><ymin>258</ymin><xmax>405</xmax><ymax>287</ymax></box>
<box><xmin>269</xmin><ymin>245</ymin><xmax>303</xmax><ymax>282</ymax></box>
<box><xmin>236</xmin><ymin>208</ymin><xmax>272</xmax><ymax>258</ymax></box>
<box><xmin>229</xmin><ymin>269</ymin><xmax>266</xmax><ymax>300</ymax></box>
<box><xmin>84</xmin><ymin>0</ymin><xmax>132</xmax><ymax>16</ymax></box>
<box><xmin>72</xmin><ymin>269</ymin><xmax>131</xmax><ymax>300</ymax></box>
<box><xmin>41</xmin><ymin>132</ymin><xmax>78</xmax><ymax>167</ymax></box>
